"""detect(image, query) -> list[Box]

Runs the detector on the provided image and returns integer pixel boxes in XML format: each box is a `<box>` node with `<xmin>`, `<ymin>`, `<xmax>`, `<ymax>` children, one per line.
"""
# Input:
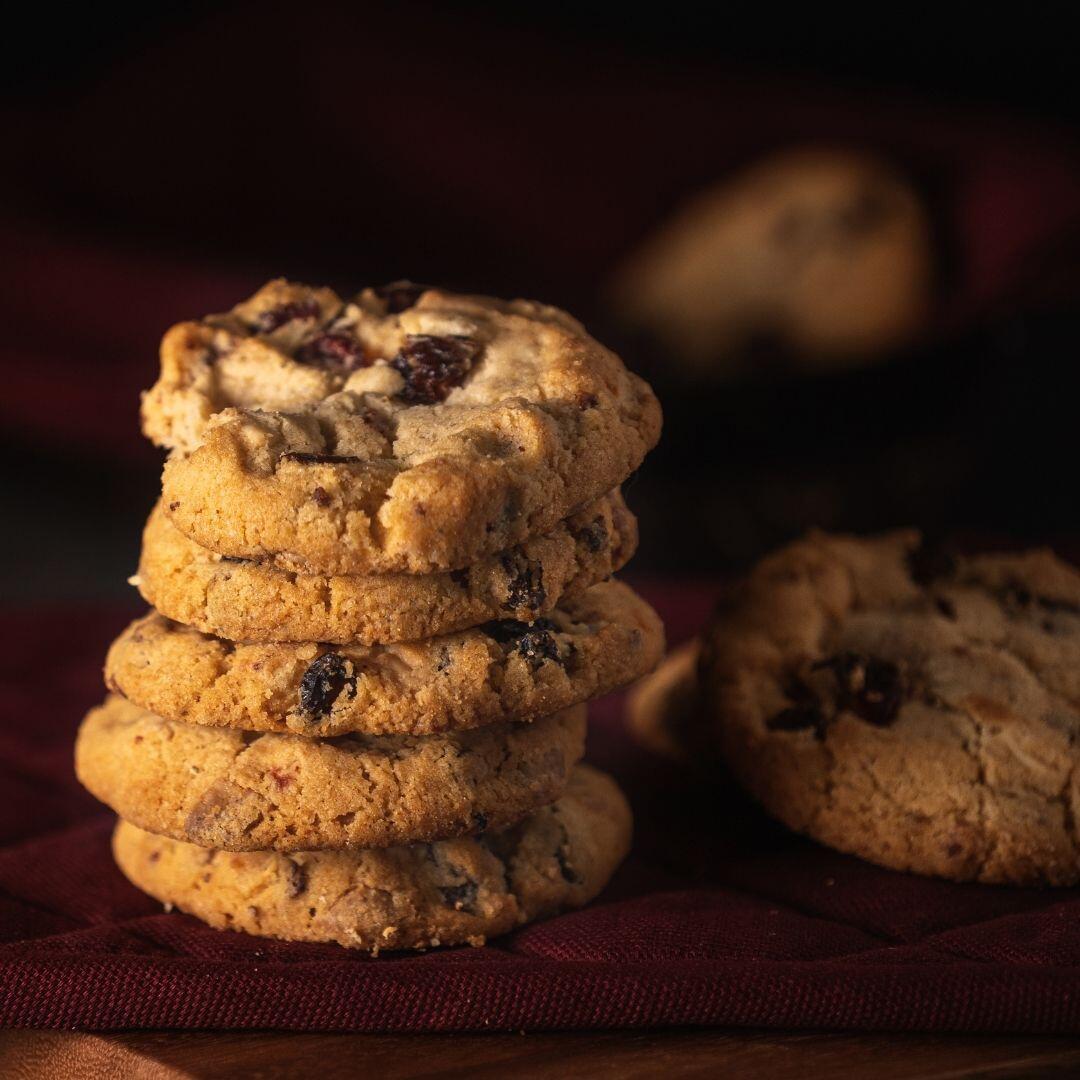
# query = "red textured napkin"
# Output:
<box><xmin>3</xmin><ymin>582</ymin><xmax>1080</xmax><ymax>1034</ymax></box>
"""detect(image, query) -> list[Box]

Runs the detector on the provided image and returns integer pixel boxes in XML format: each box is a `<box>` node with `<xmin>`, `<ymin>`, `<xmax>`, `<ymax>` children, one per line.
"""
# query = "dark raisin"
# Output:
<box><xmin>1001</xmin><ymin>580</ymin><xmax>1080</xmax><ymax>617</ymax></box>
<box><xmin>907</xmin><ymin>540</ymin><xmax>957</xmax><ymax>587</ymax></box>
<box><xmin>577</xmin><ymin>393</ymin><xmax>599</xmax><ymax>410</ymax></box>
<box><xmin>935</xmin><ymin>596</ymin><xmax>958</xmax><ymax>620</ymax></box>
<box><xmin>284</xmin><ymin>858</ymin><xmax>308</xmax><ymax>899</ymax></box>
<box><xmin>814</xmin><ymin>652</ymin><xmax>904</xmax><ymax>727</ymax></box>
<box><xmin>374</xmin><ymin>280</ymin><xmax>430</xmax><ymax>313</ymax></box>
<box><xmin>501</xmin><ymin>552</ymin><xmax>546</xmax><ymax>611</ymax></box>
<box><xmin>295</xmin><ymin>331</ymin><xmax>369</xmax><ymax>372</ymax></box>
<box><xmin>766</xmin><ymin>704</ymin><xmax>824</xmax><ymax>732</ymax></box>
<box><xmin>311</xmin><ymin>486</ymin><xmax>333</xmax><ymax>507</ymax></box>
<box><xmin>391</xmin><ymin>335</ymin><xmax>479</xmax><ymax>404</ymax></box>
<box><xmin>575</xmin><ymin>517</ymin><xmax>608</xmax><ymax>554</ymax></box>
<box><xmin>483</xmin><ymin>618</ymin><xmax>561</xmax><ymax>669</ymax></box>
<box><xmin>449</xmin><ymin>567</ymin><xmax>471</xmax><ymax>590</ymax></box>
<box><xmin>439</xmin><ymin>880</ymin><xmax>479</xmax><ymax>912</ymax></box>
<box><xmin>253</xmin><ymin>299</ymin><xmax>321</xmax><ymax>333</ymax></box>
<box><xmin>219</xmin><ymin>555</ymin><xmax>248</xmax><ymax>564</ymax></box>
<box><xmin>472</xmin><ymin>811</ymin><xmax>489</xmax><ymax>833</ymax></box>
<box><xmin>281</xmin><ymin>451</ymin><xmax>362</xmax><ymax>465</ymax></box>
<box><xmin>299</xmin><ymin>653</ymin><xmax>355</xmax><ymax>717</ymax></box>
<box><xmin>435</xmin><ymin>647</ymin><xmax>452</xmax><ymax>673</ymax></box>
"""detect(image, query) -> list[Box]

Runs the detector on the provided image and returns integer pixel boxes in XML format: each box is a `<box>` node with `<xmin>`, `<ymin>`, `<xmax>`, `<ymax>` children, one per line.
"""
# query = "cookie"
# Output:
<box><xmin>135</xmin><ymin>489</ymin><xmax>636</xmax><ymax>644</ymax></box>
<box><xmin>702</xmin><ymin>529</ymin><xmax>1080</xmax><ymax>885</ymax></box>
<box><xmin>76</xmin><ymin>695</ymin><xmax>585</xmax><ymax>851</ymax></box>
<box><xmin>610</xmin><ymin>149</ymin><xmax>931</xmax><ymax>376</ymax></box>
<box><xmin>146</xmin><ymin>280</ymin><xmax>661</xmax><ymax>574</ymax></box>
<box><xmin>106</xmin><ymin>582</ymin><xmax>663</xmax><ymax>737</ymax></box>
<box><xmin>112</xmin><ymin>763</ymin><xmax>631</xmax><ymax>952</ymax></box>
<box><xmin>626</xmin><ymin>639</ymin><xmax>701</xmax><ymax>762</ymax></box>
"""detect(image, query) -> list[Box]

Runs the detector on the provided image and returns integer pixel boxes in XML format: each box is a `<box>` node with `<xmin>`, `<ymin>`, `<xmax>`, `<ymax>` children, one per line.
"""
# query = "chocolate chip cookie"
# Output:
<box><xmin>106</xmin><ymin>582</ymin><xmax>661</xmax><ymax>737</ymax></box>
<box><xmin>112</xmin><ymin>763</ymin><xmax>631</xmax><ymax>952</ymax></box>
<box><xmin>703</xmin><ymin>530</ymin><xmax>1080</xmax><ymax>885</ymax></box>
<box><xmin>77</xmin><ymin>695</ymin><xmax>585</xmax><ymax>851</ymax></box>
<box><xmin>146</xmin><ymin>281</ymin><xmax>661</xmax><ymax>574</ymax></box>
<box><xmin>135</xmin><ymin>489</ymin><xmax>636</xmax><ymax>644</ymax></box>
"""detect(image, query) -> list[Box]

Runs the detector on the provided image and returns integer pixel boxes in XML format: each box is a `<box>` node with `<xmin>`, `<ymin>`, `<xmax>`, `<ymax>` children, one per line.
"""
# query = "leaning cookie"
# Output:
<box><xmin>703</xmin><ymin>529</ymin><xmax>1080</xmax><ymax>885</ymax></box>
<box><xmin>106</xmin><ymin>582</ymin><xmax>664</xmax><ymax>737</ymax></box>
<box><xmin>113</xmin><ymin>764</ymin><xmax>632</xmax><ymax>952</ymax></box>
<box><xmin>626</xmin><ymin>639</ymin><xmax>701</xmax><ymax>762</ymax></box>
<box><xmin>77</xmin><ymin>696</ymin><xmax>585</xmax><ymax>852</ymax></box>
<box><xmin>135</xmin><ymin>490</ymin><xmax>636</xmax><ymax>644</ymax></box>
<box><xmin>148</xmin><ymin>280</ymin><xmax>661</xmax><ymax>575</ymax></box>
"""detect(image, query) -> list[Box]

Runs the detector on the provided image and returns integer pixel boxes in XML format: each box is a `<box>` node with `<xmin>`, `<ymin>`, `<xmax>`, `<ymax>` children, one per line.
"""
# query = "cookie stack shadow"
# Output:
<box><xmin>75</xmin><ymin>279</ymin><xmax>663</xmax><ymax>951</ymax></box>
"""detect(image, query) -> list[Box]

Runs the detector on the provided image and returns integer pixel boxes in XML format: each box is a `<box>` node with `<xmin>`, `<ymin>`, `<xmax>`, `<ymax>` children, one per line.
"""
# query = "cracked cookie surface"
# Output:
<box><xmin>135</xmin><ymin>490</ymin><xmax>636</xmax><ymax>644</ymax></box>
<box><xmin>77</xmin><ymin>695</ymin><xmax>585</xmax><ymax>851</ymax></box>
<box><xmin>147</xmin><ymin>280</ymin><xmax>661</xmax><ymax>574</ymax></box>
<box><xmin>112</xmin><ymin>763</ymin><xmax>631</xmax><ymax>952</ymax></box>
<box><xmin>106</xmin><ymin>581</ymin><xmax>663</xmax><ymax>737</ymax></box>
<box><xmin>702</xmin><ymin>530</ymin><xmax>1080</xmax><ymax>885</ymax></box>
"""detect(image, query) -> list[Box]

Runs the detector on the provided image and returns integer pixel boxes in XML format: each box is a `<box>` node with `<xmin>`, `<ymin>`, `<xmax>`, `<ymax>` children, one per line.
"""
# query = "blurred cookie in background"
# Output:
<box><xmin>608</xmin><ymin>148</ymin><xmax>934</xmax><ymax>378</ymax></box>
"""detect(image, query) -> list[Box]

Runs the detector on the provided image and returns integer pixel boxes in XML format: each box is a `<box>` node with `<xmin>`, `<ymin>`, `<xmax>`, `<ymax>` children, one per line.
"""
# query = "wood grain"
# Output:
<box><xmin>3</xmin><ymin>1030</ymin><xmax>1080</xmax><ymax>1079</ymax></box>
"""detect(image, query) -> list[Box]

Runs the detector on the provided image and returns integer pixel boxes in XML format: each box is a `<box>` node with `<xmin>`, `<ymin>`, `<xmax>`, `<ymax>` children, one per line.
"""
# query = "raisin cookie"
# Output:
<box><xmin>703</xmin><ymin>530</ymin><xmax>1080</xmax><ymax>885</ymax></box>
<box><xmin>112</xmin><ymin>764</ymin><xmax>631</xmax><ymax>952</ymax></box>
<box><xmin>106</xmin><ymin>582</ymin><xmax>663</xmax><ymax>737</ymax></box>
<box><xmin>135</xmin><ymin>489</ymin><xmax>636</xmax><ymax>644</ymax></box>
<box><xmin>76</xmin><ymin>696</ymin><xmax>585</xmax><ymax>851</ymax></box>
<box><xmin>147</xmin><ymin>280</ymin><xmax>661</xmax><ymax>574</ymax></box>
<box><xmin>610</xmin><ymin>149</ymin><xmax>931</xmax><ymax>376</ymax></box>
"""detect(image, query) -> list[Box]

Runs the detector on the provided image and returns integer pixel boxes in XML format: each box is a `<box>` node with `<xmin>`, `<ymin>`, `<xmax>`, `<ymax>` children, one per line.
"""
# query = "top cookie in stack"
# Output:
<box><xmin>78</xmin><ymin>280</ymin><xmax>662</xmax><ymax>952</ymax></box>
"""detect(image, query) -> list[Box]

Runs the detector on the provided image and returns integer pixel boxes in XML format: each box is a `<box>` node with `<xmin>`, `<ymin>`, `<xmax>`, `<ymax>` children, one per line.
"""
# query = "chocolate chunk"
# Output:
<box><xmin>299</xmin><ymin>653</ymin><xmax>355</xmax><ymax>717</ymax></box>
<box><xmin>439</xmin><ymin>880</ymin><xmax>479</xmax><ymax>912</ymax></box>
<box><xmin>501</xmin><ymin>552</ymin><xmax>546</xmax><ymax>611</ymax></box>
<box><xmin>374</xmin><ymin>280</ymin><xmax>430</xmax><ymax>313</ymax></box>
<box><xmin>295</xmin><ymin>331</ymin><xmax>369</xmax><ymax>372</ymax></box>
<box><xmin>284</xmin><ymin>858</ymin><xmax>308</xmax><ymax>899</ymax></box>
<box><xmin>391</xmin><ymin>335</ymin><xmax>480</xmax><ymax>404</ymax></box>
<box><xmin>574</xmin><ymin>517</ymin><xmax>608</xmax><ymax>554</ymax></box>
<box><xmin>281</xmin><ymin>451</ymin><xmax>362</xmax><ymax>465</ymax></box>
<box><xmin>482</xmin><ymin>618</ymin><xmax>562</xmax><ymax>669</ymax></box>
<box><xmin>814</xmin><ymin>651</ymin><xmax>904</xmax><ymax>727</ymax></box>
<box><xmin>253</xmin><ymin>299</ymin><xmax>321</xmax><ymax>333</ymax></box>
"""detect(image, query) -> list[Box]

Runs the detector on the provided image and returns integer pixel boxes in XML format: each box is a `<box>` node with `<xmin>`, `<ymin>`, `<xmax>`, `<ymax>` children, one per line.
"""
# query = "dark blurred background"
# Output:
<box><xmin>3</xmin><ymin>5</ymin><xmax>1080</xmax><ymax>602</ymax></box>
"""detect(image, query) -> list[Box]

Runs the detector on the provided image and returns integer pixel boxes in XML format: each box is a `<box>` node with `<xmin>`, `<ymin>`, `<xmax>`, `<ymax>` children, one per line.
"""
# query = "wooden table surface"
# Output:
<box><xmin>3</xmin><ymin>1030</ymin><xmax>1080</xmax><ymax>1078</ymax></box>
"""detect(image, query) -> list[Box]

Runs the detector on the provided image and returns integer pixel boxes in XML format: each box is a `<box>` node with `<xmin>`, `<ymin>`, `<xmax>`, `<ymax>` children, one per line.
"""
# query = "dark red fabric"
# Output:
<box><xmin>4</xmin><ymin>584</ymin><xmax>1080</xmax><ymax>1034</ymax></box>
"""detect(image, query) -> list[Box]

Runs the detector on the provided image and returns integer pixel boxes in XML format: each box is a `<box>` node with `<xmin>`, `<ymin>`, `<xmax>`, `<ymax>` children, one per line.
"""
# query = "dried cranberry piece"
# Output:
<box><xmin>299</xmin><ymin>653</ymin><xmax>355</xmax><ymax>717</ymax></box>
<box><xmin>814</xmin><ymin>651</ymin><xmax>904</xmax><ymax>727</ymax></box>
<box><xmin>374</xmin><ymin>280</ymin><xmax>431</xmax><ymax>313</ymax></box>
<box><xmin>391</xmin><ymin>335</ymin><xmax>479</xmax><ymax>404</ymax></box>
<box><xmin>483</xmin><ymin>618</ymin><xmax>561</xmax><ymax>669</ymax></box>
<box><xmin>295</xmin><ymin>332</ymin><xmax>370</xmax><ymax>373</ymax></box>
<box><xmin>253</xmin><ymin>299</ymin><xmax>321</xmax><ymax>333</ymax></box>
<box><xmin>574</xmin><ymin>517</ymin><xmax>608</xmax><ymax>554</ymax></box>
<box><xmin>281</xmin><ymin>451</ymin><xmax>361</xmax><ymax>465</ymax></box>
<box><xmin>501</xmin><ymin>552</ymin><xmax>546</xmax><ymax>611</ymax></box>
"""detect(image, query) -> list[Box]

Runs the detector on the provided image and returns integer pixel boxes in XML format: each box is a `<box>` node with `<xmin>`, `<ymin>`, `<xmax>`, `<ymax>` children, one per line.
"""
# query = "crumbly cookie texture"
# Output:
<box><xmin>610</xmin><ymin>149</ymin><xmax>931</xmax><ymax>374</ymax></box>
<box><xmin>77</xmin><ymin>696</ymin><xmax>585</xmax><ymax>852</ymax></box>
<box><xmin>626</xmin><ymin>639</ymin><xmax>701</xmax><ymax>762</ymax></box>
<box><xmin>112</xmin><ymin>764</ymin><xmax>631</xmax><ymax>952</ymax></box>
<box><xmin>105</xmin><ymin>582</ymin><xmax>663</xmax><ymax>737</ymax></box>
<box><xmin>702</xmin><ymin>530</ymin><xmax>1080</xmax><ymax>885</ymax></box>
<box><xmin>148</xmin><ymin>280</ymin><xmax>661</xmax><ymax>575</ymax></box>
<box><xmin>134</xmin><ymin>489</ymin><xmax>636</xmax><ymax>644</ymax></box>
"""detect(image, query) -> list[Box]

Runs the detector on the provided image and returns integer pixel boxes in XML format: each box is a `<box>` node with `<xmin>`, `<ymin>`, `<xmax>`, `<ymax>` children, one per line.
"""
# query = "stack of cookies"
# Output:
<box><xmin>76</xmin><ymin>280</ymin><xmax>663</xmax><ymax>951</ymax></box>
